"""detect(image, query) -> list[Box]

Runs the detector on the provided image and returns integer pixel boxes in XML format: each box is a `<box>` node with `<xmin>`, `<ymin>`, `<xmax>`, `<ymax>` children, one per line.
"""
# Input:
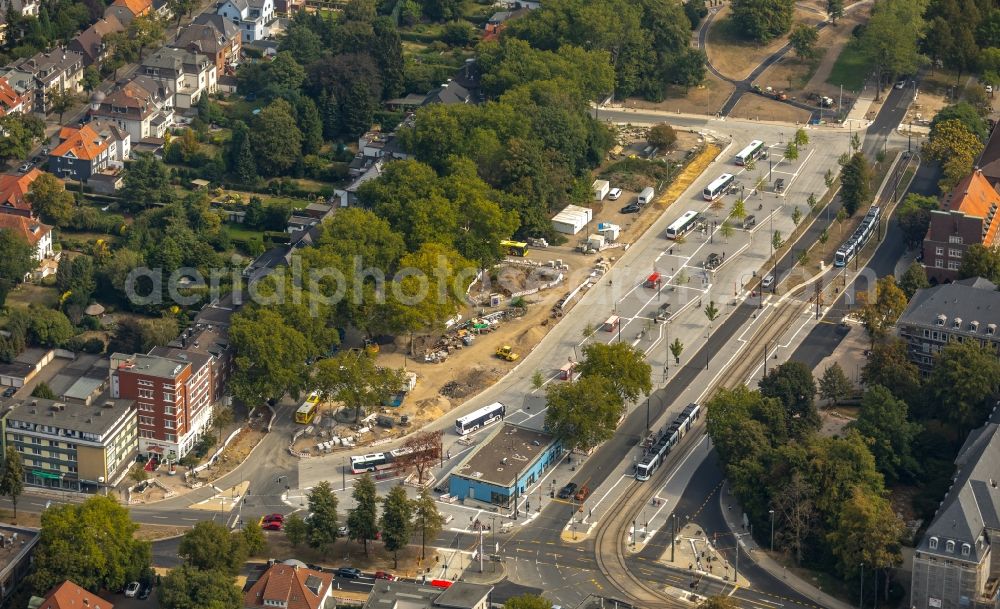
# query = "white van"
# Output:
<box><xmin>638</xmin><ymin>187</ymin><xmax>655</xmax><ymax>205</ymax></box>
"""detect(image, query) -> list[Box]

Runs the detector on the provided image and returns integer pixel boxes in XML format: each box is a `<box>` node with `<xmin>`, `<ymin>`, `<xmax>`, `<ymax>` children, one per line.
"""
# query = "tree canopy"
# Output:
<box><xmin>839</xmin><ymin>152</ymin><xmax>872</xmax><ymax>216</ymax></box>
<box><xmin>158</xmin><ymin>565</ymin><xmax>242</xmax><ymax>609</ymax></box>
<box><xmin>545</xmin><ymin>375</ymin><xmax>624</xmax><ymax>451</ymax></box>
<box><xmin>730</xmin><ymin>0</ymin><xmax>795</xmax><ymax>43</ymax></box>
<box><xmin>858</xmin><ymin>0</ymin><xmax>926</xmax><ymax>100</ymax></box>
<box><xmin>348</xmin><ymin>474</ymin><xmax>379</xmax><ymax>555</ymax></box>
<box><xmin>925</xmin><ymin>118</ymin><xmax>985</xmax><ymax>191</ymax></box>
<box><xmin>576</xmin><ymin>342</ymin><xmax>652</xmax><ymax>403</ymax></box>
<box><xmin>29</xmin><ymin>496</ymin><xmax>151</xmax><ymax>594</ymax></box>
<box><xmin>959</xmin><ymin>244</ymin><xmax>1000</xmax><ymax>283</ymax></box>
<box><xmin>178</xmin><ymin>521</ymin><xmax>247</xmax><ymax>576</ymax></box>
<box><xmin>504</xmin><ymin>0</ymin><xmax>705</xmax><ymax>98</ymax></box>
<box><xmin>851</xmin><ymin>385</ymin><xmax>921</xmax><ymax>483</ymax></box>
<box><xmin>931</xmin><ymin>339</ymin><xmax>1000</xmax><ymax>433</ymax></box>
<box><xmin>758</xmin><ymin>361</ymin><xmax>819</xmax><ymax>438</ymax></box>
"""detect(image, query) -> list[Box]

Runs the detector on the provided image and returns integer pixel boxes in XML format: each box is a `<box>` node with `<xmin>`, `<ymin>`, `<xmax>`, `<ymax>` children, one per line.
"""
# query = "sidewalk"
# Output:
<box><xmin>719</xmin><ymin>482</ymin><xmax>855</xmax><ymax>609</ymax></box>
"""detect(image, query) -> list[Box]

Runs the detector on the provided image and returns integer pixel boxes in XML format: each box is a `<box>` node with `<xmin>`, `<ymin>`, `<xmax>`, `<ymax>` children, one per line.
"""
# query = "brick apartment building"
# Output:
<box><xmin>110</xmin><ymin>351</ymin><xmax>212</xmax><ymax>460</ymax></box>
<box><xmin>923</xmin><ymin>169</ymin><xmax>1000</xmax><ymax>283</ymax></box>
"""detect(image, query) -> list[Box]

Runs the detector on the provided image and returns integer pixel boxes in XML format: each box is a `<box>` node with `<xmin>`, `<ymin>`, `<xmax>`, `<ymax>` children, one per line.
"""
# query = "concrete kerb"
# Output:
<box><xmin>718</xmin><ymin>481</ymin><xmax>856</xmax><ymax>609</ymax></box>
<box><xmin>460</xmin><ymin>561</ymin><xmax>508</xmax><ymax>586</ymax></box>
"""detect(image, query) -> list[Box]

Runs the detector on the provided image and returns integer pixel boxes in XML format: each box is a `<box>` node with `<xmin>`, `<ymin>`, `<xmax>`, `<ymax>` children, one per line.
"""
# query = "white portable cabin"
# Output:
<box><xmin>586</xmin><ymin>234</ymin><xmax>606</xmax><ymax>250</ymax></box>
<box><xmin>552</xmin><ymin>204</ymin><xmax>593</xmax><ymax>235</ymax></box>
<box><xmin>597</xmin><ymin>222</ymin><xmax>620</xmax><ymax>241</ymax></box>
<box><xmin>592</xmin><ymin>179</ymin><xmax>610</xmax><ymax>201</ymax></box>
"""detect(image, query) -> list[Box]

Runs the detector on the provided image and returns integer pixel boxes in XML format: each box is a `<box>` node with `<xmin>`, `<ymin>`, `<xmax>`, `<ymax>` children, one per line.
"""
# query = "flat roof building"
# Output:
<box><xmin>1</xmin><ymin>393</ymin><xmax>136</xmax><ymax>492</ymax></box>
<box><xmin>0</xmin><ymin>525</ymin><xmax>38</xmax><ymax>605</ymax></box>
<box><xmin>363</xmin><ymin>580</ymin><xmax>492</xmax><ymax>609</ymax></box>
<box><xmin>448</xmin><ymin>423</ymin><xmax>560</xmax><ymax>509</ymax></box>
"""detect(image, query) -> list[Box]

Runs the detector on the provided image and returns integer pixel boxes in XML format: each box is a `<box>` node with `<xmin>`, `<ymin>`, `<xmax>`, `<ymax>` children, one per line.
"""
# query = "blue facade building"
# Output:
<box><xmin>448</xmin><ymin>423</ymin><xmax>561</xmax><ymax>508</ymax></box>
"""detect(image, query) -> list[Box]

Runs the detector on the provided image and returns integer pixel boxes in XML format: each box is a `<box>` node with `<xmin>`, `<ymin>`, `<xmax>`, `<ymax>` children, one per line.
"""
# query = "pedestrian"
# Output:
<box><xmin>447</xmin><ymin>450</ymin><xmax>451</xmax><ymax>459</ymax></box>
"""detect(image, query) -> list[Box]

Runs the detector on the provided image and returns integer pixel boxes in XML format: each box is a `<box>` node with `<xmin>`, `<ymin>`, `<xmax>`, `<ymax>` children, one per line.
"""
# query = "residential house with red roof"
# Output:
<box><xmin>48</xmin><ymin>121</ymin><xmax>130</xmax><ymax>183</ymax></box>
<box><xmin>104</xmin><ymin>0</ymin><xmax>151</xmax><ymax>26</ymax></box>
<box><xmin>0</xmin><ymin>168</ymin><xmax>41</xmax><ymax>217</ymax></box>
<box><xmin>36</xmin><ymin>581</ymin><xmax>113</xmax><ymax>609</ymax></box>
<box><xmin>0</xmin><ymin>77</ymin><xmax>26</xmax><ymax>116</ymax></box>
<box><xmin>243</xmin><ymin>562</ymin><xmax>333</xmax><ymax>609</ymax></box>
<box><xmin>923</xmin><ymin>169</ymin><xmax>1000</xmax><ymax>282</ymax></box>
<box><xmin>0</xmin><ymin>213</ymin><xmax>54</xmax><ymax>279</ymax></box>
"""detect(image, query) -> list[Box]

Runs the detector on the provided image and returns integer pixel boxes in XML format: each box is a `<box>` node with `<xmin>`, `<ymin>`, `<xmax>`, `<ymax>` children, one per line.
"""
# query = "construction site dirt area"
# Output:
<box><xmin>907</xmin><ymin>71</ymin><xmax>975</xmax><ymax>129</ymax></box>
<box><xmin>705</xmin><ymin>4</ymin><xmax>826</xmax><ymax>82</ymax></box>
<box><xmin>729</xmin><ymin>93</ymin><xmax>814</xmax><ymax>123</ymax></box>
<box><xmin>297</xmin><ymin>140</ymin><xmax>719</xmax><ymax>463</ymax></box>
<box><xmin>623</xmin><ymin>74</ymin><xmax>735</xmax><ymax>116</ymax></box>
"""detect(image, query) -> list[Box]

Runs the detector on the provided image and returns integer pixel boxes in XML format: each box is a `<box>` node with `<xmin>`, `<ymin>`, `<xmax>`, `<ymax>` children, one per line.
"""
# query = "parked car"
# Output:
<box><xmin>138</xmin><ymin>583</ymin><xmax>152</xmax><ymax>600</ymax></box>
<box><xmin>574</xmin><ymin>485</ymin><xmax>591</xmax><ymax>501</ymax></box>
<box><xmin>773</xmin><ymin>178</ymin><xmax>785</xmax><ymax>193</ymax></box>
<box><xmin>336</xmin><ymin>567</ymin><xmax>362</xmax><ymax>579</ymax></box>
<box><xmin>620</xmin><ymin>202</ymin><xmax>641</xmax><ymax>214</ymax></box>
<box><xmin>374</xmin><ymin>571</ymin><xmax>395</xmax><ymax>581</ymax></box>
<box><xmin>125</xmin><ymin>582</ymin><xmax>141</xmax><ymax>598</ymax></box>
<box><xmin>2</xmin><ymin>387</ymin><xmax>16</xmax><ymax>398</ymax></box>
<box><xmin>262</xmin><ymin>520</ymin><xmax>283</xmax><ymax>531</ymax></box>
<box><xmin>988</xmin><ymin>84</ymin><xmax>994</xmax><ymax>94</ymax></box>
<box><xmin>761</xmin><ymin>274</ymin><xmax>774</xmax><ymax>290</ymax></box>
<box><xmin>338</xmin><ymin>525</ymin><xmax>349</xmax><ymax>537</ymax></box>
<box><xmin>607</xmin><ymin>187</ymin><xmax>623</xmax><ymax>200</ymax></box>
<box><xmin>557</xmin><ymin>483</ymin><xmax>578</xmax><ymax>499</ymax></box>
<box><xmin>742</xmin><ymin>215</ymin><xmax>756</xmax><ymax>229</ymax></box>
<box><xmin>263</xmin><ymin>513</ymin><xmax>284</xmax><ymax>523</ymax></box>
<box><xmin>17</xmin><ymin>162</ymin><xmax>31</xmax><ymax>173</ymax></box>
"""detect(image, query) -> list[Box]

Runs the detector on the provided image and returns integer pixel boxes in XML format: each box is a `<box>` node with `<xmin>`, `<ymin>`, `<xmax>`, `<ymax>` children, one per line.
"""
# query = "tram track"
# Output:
<box><xmin>593</xmin><ymin>288</ymin><xmax>813</xmax><ymax>606</ymax></box>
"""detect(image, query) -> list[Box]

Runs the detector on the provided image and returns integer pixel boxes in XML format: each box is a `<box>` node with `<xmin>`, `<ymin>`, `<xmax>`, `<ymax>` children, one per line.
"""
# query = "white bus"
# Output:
<box><xmin>703</xmin><ymin>173</ymin><xmax>735</xmax><ymax>201</ymax></box>
<box><xmin>665</xmin><ymin>210</ymin><xmax>700</xmax><ymax>240</ymax></box>
<box><xmin>455</xmin><ymin>402</ymin><xmax>506</xmax><ymax>435</ymax></box>
<box><xmin>350</xmin><ymin>453</ymin><xmax>392</xmax><ymax>474</ymax></box>
<box><xmin>735</xmin><ymin>140</ymin><xmax>766</xmax><ymax>166</ymax></box>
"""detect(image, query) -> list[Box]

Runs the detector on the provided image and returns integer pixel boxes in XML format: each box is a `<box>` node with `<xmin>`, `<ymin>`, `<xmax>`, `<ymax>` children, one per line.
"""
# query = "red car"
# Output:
<box><xmin>263</xmin><ymin>513</ymin><xmax>284</xmax><ymax>523</ymax></box>
<box><xmin>262</xmin><ymin>520</ymin><xmax>283</xmax><ymax>531</ymax></box>
<box><xmin>374</xmin><ymin>571</ymin><xmax>395</xmax><ymax>581</ymax></box>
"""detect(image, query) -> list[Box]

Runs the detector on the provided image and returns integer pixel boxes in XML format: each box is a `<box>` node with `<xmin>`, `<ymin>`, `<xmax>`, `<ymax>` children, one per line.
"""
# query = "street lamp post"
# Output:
<box><xmin>860</xmin><ymin>563</ymin><xmax>865</xmax><ymax>609</ymax></box>
<box><xmin>342</xmin><ymin>457</ymin><xmax>346</xmax><ymax>491</ymax></box>
<box><xmin>769</xmin><ymin>509</ymin><xmax>775</xmax><ymax>551</ymax></box>
<box><xmin>671</xmin><ymin>513</ymin><xmax>678</xmax><ymax>561</ymax></box>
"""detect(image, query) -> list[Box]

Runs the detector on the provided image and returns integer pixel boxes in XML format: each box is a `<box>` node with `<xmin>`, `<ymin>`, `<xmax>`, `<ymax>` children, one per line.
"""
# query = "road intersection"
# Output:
<box><xmin>0</xmin><ymin>78</ymin><xmax>926</xmax><ymax>609</ymax></box>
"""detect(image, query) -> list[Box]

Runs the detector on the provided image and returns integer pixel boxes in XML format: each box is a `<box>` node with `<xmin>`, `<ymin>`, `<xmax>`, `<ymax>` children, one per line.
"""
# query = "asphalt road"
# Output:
<box><xmin>789</xmin><ymin>154</ymin><xmax>940</xmax><ymax>371</ymax></box>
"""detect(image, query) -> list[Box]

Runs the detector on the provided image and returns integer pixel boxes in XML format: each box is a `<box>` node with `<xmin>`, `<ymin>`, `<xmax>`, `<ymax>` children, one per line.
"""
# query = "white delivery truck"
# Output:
<box><xmin>638</xmin><ymin>186</ymin><xmax>655</xmax><ymax>205</ymax></box>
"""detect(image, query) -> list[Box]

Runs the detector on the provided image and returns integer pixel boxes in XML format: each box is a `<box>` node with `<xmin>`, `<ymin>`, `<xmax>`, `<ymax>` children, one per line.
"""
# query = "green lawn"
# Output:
<box><xmin>262</xmin><ymin>196</ymin><xmax>311</xmax><ymax>210</ymax></box>
<box><xmin>6</xmin><ymin>284</ymin><xmax>59</xmax><ymax>309</ymax></box>
<box><xmin>826</xmin><ymin>40</ymin><xmax>872</xmax><ymax>92</ymax></box>
<box><xmin>223</xmin><ymin>223</ymin><xmax>264</xmax><ymax>241</ymax></box>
